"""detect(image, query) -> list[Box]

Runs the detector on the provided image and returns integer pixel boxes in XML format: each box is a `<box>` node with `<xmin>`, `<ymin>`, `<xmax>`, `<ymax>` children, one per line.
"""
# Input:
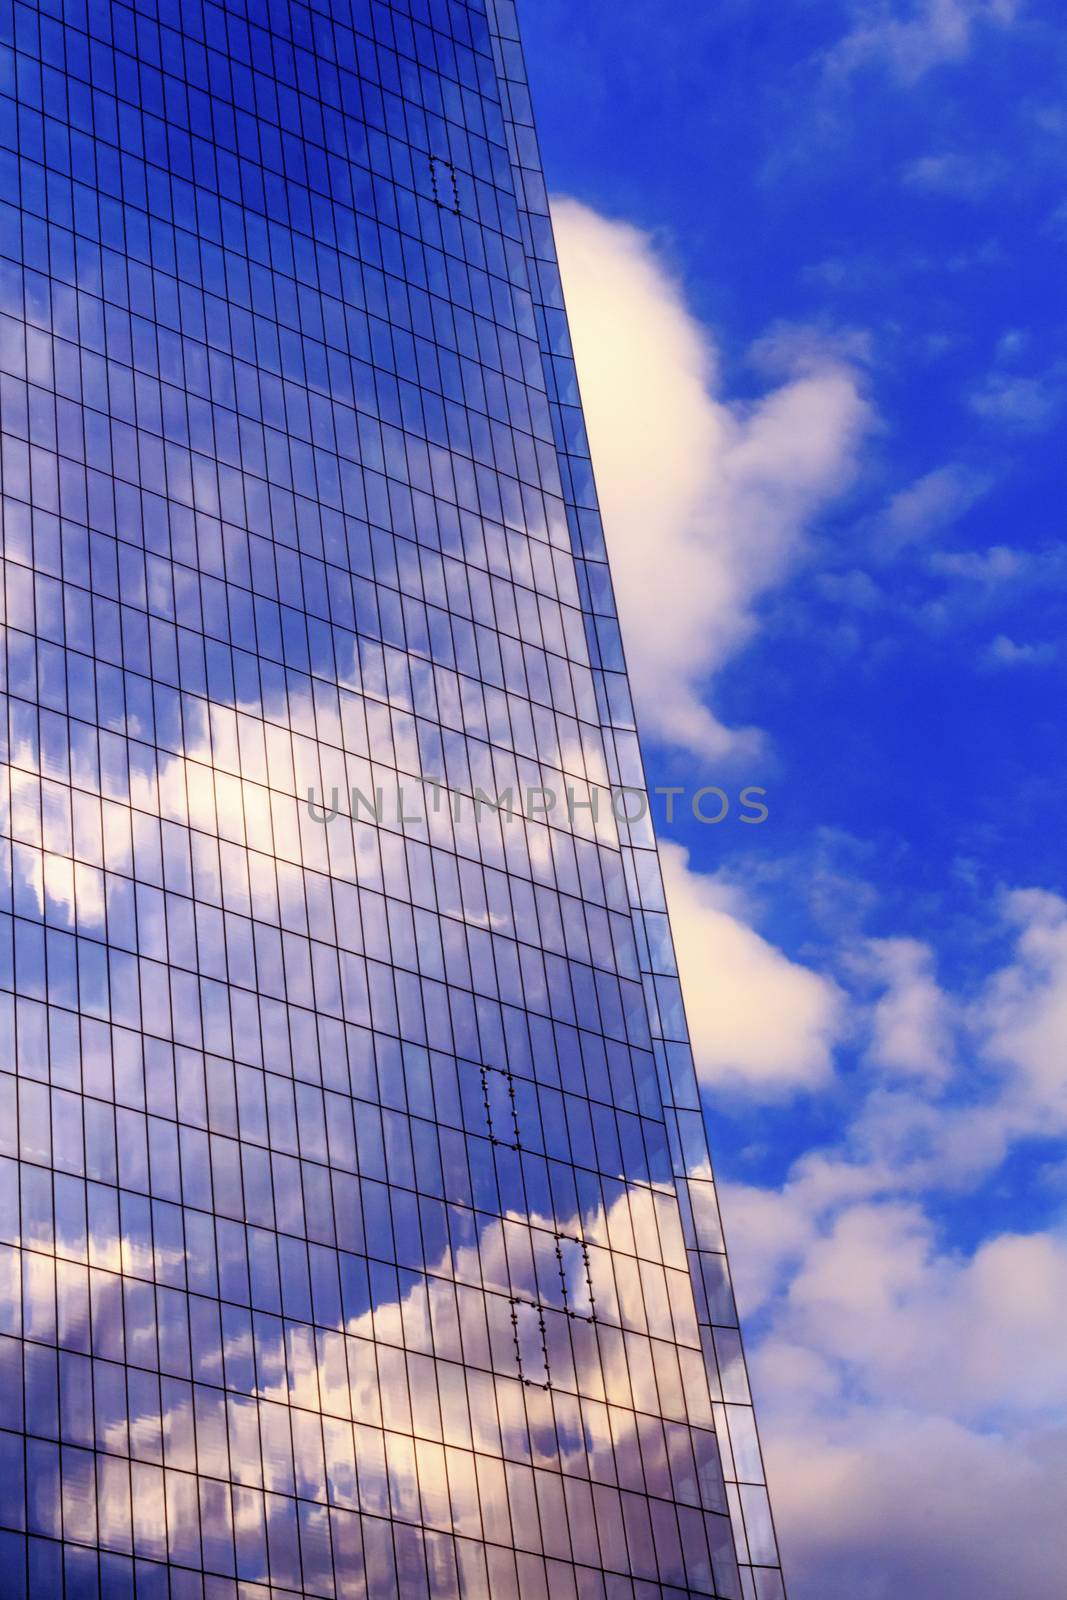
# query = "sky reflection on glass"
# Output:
<box><xmin>0</xmin><ymin>0</ymin><xmax>781</xmax><ymax>1596</ymax></box>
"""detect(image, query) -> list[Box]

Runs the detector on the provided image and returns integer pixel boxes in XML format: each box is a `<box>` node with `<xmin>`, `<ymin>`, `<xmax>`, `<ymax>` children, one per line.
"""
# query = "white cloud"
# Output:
<box><xmin>731</xmin><ymin>1189</ymin><xmax>1067</xmax><ymax>1599</ymax></box>
<box><xmin>719</xmin><ymin>886</ymin><xmax>1067</xmax><ymax>1597</ymax></box>
<box><xmin>980</xmin><ymin>888</ymin><xmax>1067</xmax><ymax>1135</ymax></box>
<box><xmin>902</xmin><ymin>149</ymin><xmax>1006</xmax><ymax>196</ymax></box>
<box><xmin>552</xmin><ymin>199</ymin><xmax>873</xmax><ymax>761</ymax></box>
<box><xmin>877</xmin><ymin>462</ymin><xmax>989</xmax><ymax>550</ymax></box>
<box><xmin>660</xmin><ymin>842</ymin><xmax>845</xmax><ymax>1096</ymax></box>
<box><xmin>984</xmin><ymin>632</ymin><xmax>1057</xmax><ymax>666</ymax></box>
<box><xmin>816</xmin><ymin>567</ymin><xmax>885</xmax><ymax>608</ymax></box>
<box><xmin>550</xmin><ymin>195</ymin><xmax>1067</xmax><ymax>1597</ymax></box>
<box><xmin>793</xmin><ymin>888</ymin><xmax>1067</xmax><ymax>1193</ymax></box>
<box><xmin>861</xmin><ymin>936</ymin><xmax>956</xmax><ymax>1082</ymax></box>
<box><xmin>828</xmin><ymin>0</ymin><xmax>1023</xmax><ymax>84</ymax></box>
<box><xmin>969</xmin><ymin>366</ymin><xmax>1066</xmax><ymax>431</ymax></box>
<box><xmin>772</xmin><ymin>1202</ymin><xmax>1067</xmax><ymax>1418</ymax></box>
<box><xmin>764</xmin><ymin>1390</ymin><xmax>1067</xmax><ymax>1600</ymax></box>
<box><xmin>928</xmin><ymin>544</ymin><xmax>1028</xmax><ymax>581</ymax></box>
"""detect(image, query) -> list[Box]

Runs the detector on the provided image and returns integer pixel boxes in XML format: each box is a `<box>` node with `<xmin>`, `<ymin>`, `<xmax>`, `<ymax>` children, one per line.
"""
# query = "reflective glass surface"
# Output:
<box><xmin>0</xmin><ymin>0</ymin><xmax>783</xmax><ymax>1595</ymax></box>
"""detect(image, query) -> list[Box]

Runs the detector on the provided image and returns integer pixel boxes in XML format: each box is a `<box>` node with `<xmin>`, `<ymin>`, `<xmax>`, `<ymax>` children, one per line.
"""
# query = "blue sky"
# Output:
<box><xmin>521</xmin><ymin>2</ymin><xmax>1067</xmax><ymax>1595</ymax></box>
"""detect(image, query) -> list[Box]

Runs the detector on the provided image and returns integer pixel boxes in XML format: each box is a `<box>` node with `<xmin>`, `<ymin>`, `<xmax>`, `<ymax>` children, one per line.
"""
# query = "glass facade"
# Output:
<box><xmin>0</xmin><ymin>0</ymin><xmax>784</xmax><ymax>1596</ymax></box>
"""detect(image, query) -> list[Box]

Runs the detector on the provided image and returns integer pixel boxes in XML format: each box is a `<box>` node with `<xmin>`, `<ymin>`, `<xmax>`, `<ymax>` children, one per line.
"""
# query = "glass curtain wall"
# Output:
<box><xmin>0</xmin><ymin>0</ymin><xmax>784</xmax><ymax>1596</ymax></box>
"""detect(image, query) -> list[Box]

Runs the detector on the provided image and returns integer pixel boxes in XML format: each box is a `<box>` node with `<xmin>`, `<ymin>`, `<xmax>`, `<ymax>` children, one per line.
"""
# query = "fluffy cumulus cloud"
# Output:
<box><xmin>730</xmin><ymin>1195</ymin><xmax>1067</xmax><ymax>1599</ymax></box>
<box><xmin>660</xmin><ymin>843</ymin><xmax>845</xmax><ymax>1097</ymax></box>
<box><xmin>720</xmin><ymin>887</ymin><xmax>1067</xmax><ymax>1598</ymax></box>
<box><xmin>552</xmin><ymin>194</ymin><xmax>1064</xmax><ymax>1597</ymax></box>
<box><xmin>755</xmin><ymin>1304</ymin><xmax>1067</xmax><ymax>1597</ymax></box>
<box><xmin>551</xmin><ymin>199</ymin><xmax>873</xmax><ymax>762</ymax></box>
<box><xmin>980</xmin><ymin>888</ymin><xmax>1067</xmax><ymax>1136</ymax></box>
<box><xmin>857</xmin><ymin>936</ymin><xmax>956</xmax><ymax>1082</ymax></box>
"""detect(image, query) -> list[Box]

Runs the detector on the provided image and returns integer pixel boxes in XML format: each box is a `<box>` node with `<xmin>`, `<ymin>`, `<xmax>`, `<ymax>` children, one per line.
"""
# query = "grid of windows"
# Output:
<box><xmin>0</xmin><ymin>0</ymin><xmax>784</xmax><ymax>1596</ymax></box>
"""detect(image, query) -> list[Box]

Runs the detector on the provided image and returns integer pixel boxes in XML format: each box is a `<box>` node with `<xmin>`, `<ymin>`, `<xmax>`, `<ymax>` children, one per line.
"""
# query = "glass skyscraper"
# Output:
<box><xmin>0</xmin><ymin>0</ymin><xmax>785</xmax><ymax>1597</ymax></box>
